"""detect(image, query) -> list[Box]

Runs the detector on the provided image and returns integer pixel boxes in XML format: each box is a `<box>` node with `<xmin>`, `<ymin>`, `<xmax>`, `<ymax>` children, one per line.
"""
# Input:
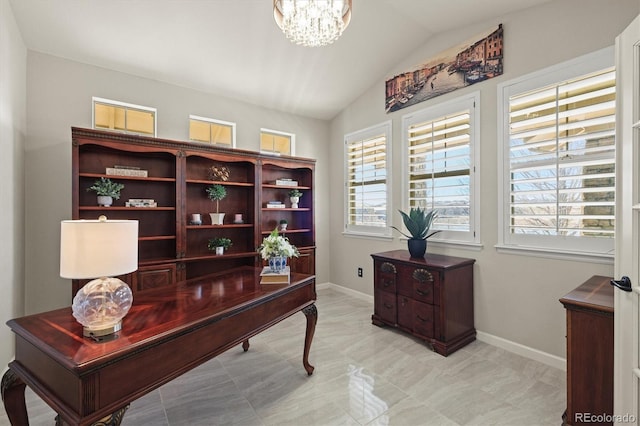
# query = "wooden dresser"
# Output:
<box><xmin>371</xmin><ymin>250</ymin><xmax>476</xmax><ymax>356</ymax></box>
<box><xmin>559</xmin><ymin>275</ymin><xmax>614</xmax><ymax>426</ymax></box>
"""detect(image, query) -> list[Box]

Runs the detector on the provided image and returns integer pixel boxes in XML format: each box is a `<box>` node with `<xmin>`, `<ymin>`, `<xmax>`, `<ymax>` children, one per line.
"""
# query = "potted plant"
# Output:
<box><xmin>207</xmin><ymin>237</ymin><xmax>232</xmax><ymax>255</ymax></box>
<box><xmin>279</xmin><ymin>219</ymin><xmax>288</xmax><ymax>231</ymax></box>
<box><xmin>87</xmin><ymin>177</ymin><xmax>125</xmax><ymax>207</ymax></box>
<box><xmin>391</xmin><ymin>207</ymin><xmax>440</xmax><ymax>258</ymax></box>
<box><xmin>258</xmin><ymin>228</ymin><xmax>299</xmax><ymax>272</ymax></box>
<box><xmin>288</xmin><ymin>189</ymin><xmax>302</xmax><ymax>208</ymax></box>
<box><xmin>206</xmin><ymin>184</ymin><xmax>227</xmax><ymax>225</ymax></box>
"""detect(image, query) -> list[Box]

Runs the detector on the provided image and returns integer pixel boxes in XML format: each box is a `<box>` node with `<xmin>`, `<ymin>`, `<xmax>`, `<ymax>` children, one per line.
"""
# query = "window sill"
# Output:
<box><xmin>494</xmin><ymin>244</ymin><xmax>614</xmax><ymax>264</ymax></box>
<box><xmin>342</xmin><ymin>231</ymin><xmax>393</xmax><ymax>241</ymax></box>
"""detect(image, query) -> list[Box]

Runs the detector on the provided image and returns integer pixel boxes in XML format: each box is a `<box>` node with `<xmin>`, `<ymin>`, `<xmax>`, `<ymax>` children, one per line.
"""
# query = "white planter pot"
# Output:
<box><xmin>97</xmin><ymin>195</ymin><xmax>113</xmax><ymax>207</ymax></box>
<box><xmin>290</xmin><ymin>196</ymin><xmax>299</xmax><ymax>208</ymax></box>
<box><xmin>215</xmin><ymin>246</ymin><xmax>224</xmax><ymax>255</ymax></box>
<box><xmin>209</xmin><ymin>213</ymin><xmax>225</xmax><ymax>225</ymax></box>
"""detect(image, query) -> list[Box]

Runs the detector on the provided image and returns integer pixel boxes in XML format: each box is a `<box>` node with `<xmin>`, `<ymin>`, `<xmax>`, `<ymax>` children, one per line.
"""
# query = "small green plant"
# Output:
<box><xmin>87</xmin><ymin>177</ymin><xmax>125</xmax><ymax>199</ymax></box>
<box><xmin>288</xmin><ymin>189</ymin><xmax>303</xmax><ymax>198</ymax></box>
<box><xmin>206</xmin><ymin>184</ymin><xmax>227</xmax><ymax>213</ymax></box>
<box><xmin>391</xmin><ymin>207</ymin><xmax>441</xmax><ymax>240</ymax></box>
<box><xmin>207</xmin><ymin>237</ymin><xmax>232</xmax><ymax>251</ymax></box>
<box><xmin>279</xmin><ymin>219</ymin><xmax>288</xmax><ymax>225</ymax></box>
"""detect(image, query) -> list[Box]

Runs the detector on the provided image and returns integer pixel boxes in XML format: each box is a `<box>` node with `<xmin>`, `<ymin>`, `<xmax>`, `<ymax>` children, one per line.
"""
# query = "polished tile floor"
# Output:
<box><xmin>1</xmin><ymin>287</ymin><xmax>565</xmax><ymax>425</ymax></box>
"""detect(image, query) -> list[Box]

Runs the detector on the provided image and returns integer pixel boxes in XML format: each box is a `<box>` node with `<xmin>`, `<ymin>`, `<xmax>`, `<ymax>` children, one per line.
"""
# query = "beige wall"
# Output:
<box><xmin>1</xmin><ymin>0</ymin><xmax>27</xmax><ymax>366</ymax></box>
<box><xmin>23</xmin><ymin>52</ymin><xmax>330</xmax><ymax>314</ymax></box>
<box><xmin>329</xmin><ymin>0</ymin><xmax>639</xmax><ymax>360</ymax></box>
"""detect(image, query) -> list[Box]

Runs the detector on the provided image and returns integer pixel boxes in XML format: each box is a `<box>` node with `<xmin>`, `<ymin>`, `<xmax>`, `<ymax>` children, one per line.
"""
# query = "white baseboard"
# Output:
<box><xmin>318</xmin><ymin>282</ymin><xmax>567</xmax><ymax>371</ymax></box>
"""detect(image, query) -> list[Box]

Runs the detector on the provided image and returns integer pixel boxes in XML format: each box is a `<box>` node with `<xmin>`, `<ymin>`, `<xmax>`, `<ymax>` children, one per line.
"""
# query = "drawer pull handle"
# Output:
<box><xmin>380</xmin><ymin>262</ymin><xmax>397</xmax><ymax>274</ymax></box>
<box><xmin>413</xmin><ymin>269</ymin><xmax>433</xmax><ymax>283</ymax></box>
<box><xmin>416</xmin><ymin>288</ymin><xmax>429</xmax><ymax>296</ymax></box>
<box><xmin>416</xmin><ymin>315</ymin><xmax>430</xmax><ymax>323</ymax></box>
<box><xmin>383</xmin><ymin>279</ymin><xmax>393</xmax><ymax>287</ymax></box>
<box><xmin>384</xmin><ymin>303</ymin><xmax>393</xmax><ymax>309</ymax></box>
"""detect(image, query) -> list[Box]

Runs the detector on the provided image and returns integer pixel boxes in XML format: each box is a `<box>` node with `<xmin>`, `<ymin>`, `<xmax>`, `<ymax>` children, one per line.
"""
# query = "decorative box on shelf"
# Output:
<box><xmin>125</xmin><ymin>199</ymin><xmax>157</xmax><ymax>208</ymax></box>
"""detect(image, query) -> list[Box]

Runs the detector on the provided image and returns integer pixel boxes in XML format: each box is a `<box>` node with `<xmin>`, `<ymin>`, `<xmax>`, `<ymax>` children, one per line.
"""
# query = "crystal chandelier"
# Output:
<box><xmin>273</xmin><ymin>0</ymin><xmax>352</xmax><ymax>47</ymax></box>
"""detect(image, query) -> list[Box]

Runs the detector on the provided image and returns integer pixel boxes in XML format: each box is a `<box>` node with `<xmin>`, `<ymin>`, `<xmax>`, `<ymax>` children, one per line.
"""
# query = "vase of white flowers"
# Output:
<box><xmin>258</xmin><ymin>228</ymin><xmax>299</xmax><ymax>272</ymax></box>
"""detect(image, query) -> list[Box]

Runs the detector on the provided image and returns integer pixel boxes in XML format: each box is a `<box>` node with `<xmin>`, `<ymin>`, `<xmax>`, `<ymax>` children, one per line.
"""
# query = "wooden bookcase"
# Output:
<box><xmin>71</xmin><ymin>127</ymin><xmax>315</xmax><ymax>295</ymax></box>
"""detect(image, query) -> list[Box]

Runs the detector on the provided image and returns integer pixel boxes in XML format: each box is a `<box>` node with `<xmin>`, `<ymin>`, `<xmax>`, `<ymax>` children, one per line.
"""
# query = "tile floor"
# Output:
<box><xmin>0</xmin><ymin>287</ymin><xmax>565</xmax><ymax>425</ymax></box>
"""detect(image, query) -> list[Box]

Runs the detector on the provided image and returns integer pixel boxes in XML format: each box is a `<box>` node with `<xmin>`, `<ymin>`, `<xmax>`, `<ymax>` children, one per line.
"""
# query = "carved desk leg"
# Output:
<box><xmin>242</xmin><ymin>339</ymin><xmax>250</xmax><ymax>352</ymax></box>
<box><xmin>302</xmin><ymin>304</ymin><xmax>317</xmax><ymax>376</ymax></box>
<box><xmin>54</xmin><ymin>406</ymin><xmax>129</xmax><ymax>426</ymax></box>
<box><xmin>1</xmin><ymin>368</ymin><xmax>28</xmax><ymax>426</ymax></box>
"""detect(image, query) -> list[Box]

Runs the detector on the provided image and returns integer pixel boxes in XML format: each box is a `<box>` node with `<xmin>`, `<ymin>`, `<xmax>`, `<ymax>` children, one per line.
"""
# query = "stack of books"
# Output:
<box><xmin>106</xmin><ymin>165</ymin><xmax>148</xmax><ymax>177</ymax></box>
<box><xmin>125</xmin><ymin>198</ymin><xmax>157</xmax><ymax>207</ymax></box>
<box><xmin>275</xmin><ymin>178</ymin><xmax>298</xmax><ymax>186</ymax></box>
<box><xmin>266</xmin><ymin>201</ymin><xmax>285</xmax><ymax>208</ymax></box>
<box><xmin>260</xmin><ymin>266</ymin><xmax>290</xmax><ymax>284</ymax></box>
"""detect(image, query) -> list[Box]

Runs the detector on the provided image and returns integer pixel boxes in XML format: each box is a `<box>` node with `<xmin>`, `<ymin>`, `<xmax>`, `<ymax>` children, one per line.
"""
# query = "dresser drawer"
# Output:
<box><xmin>374</xmin><ymin>290</ymin><xmax>397</xmax><ymax>324</ymax></box>
<box><xmin>397</xmin><ymin>266</ymin><xmax>436</xmax><ymax>304</ymax></box>
<box><xmin>413</xmin><ymin>300</ymin><xmax>434</xmax><ymax>338</ymax></box>
<box><xmin>374</xmin><ymin>261</ymin><xmax>397</xmax><ymax>293</ymax></box>
<box><xmin>397</xmin><ymin>295</ymin><xmax>413</xmax><ymax>330</ymax></box>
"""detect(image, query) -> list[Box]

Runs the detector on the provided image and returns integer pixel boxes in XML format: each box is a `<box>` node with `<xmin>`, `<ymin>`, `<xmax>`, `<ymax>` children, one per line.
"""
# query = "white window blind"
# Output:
<box><xmin>508</xmin><ymin>68</ymin><xmax>615</xmax><ymax>241</ymax></box>
<box><xmin>344</xmin><ymin>122</ymin><xmax>391</xmax><ymax>236</ymax></box>
<box><xmin>403</xmin><ymin>93</ymin><xmax>479</xmax><ymax>244</ymax></box>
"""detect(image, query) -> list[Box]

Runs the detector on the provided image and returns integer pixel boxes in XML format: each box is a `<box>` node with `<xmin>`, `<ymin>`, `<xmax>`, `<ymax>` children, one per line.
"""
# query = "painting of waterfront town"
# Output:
<box><xmin>385</xmin><ymin>24</ymin><xmax>503</xmax><ymax>113</ymax></box>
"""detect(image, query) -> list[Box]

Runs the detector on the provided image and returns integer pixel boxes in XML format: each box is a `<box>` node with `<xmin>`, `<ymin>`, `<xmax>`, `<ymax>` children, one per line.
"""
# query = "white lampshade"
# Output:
<box><xmin>60</xmin><ymin>217</ymin><xmax>138</xmax><ymax>279</ymax></box>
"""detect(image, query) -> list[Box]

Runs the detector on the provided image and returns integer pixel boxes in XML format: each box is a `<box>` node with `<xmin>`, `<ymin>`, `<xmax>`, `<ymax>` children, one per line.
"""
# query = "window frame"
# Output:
<box><xmin>92</xmin><ymin>97</ymin><xmax>157</xmax><ymax>137</ymax></box>
<box><xmin>189</xmin><ymin>115</ymin><xmax>237</xmax><ymax>147</ymax></box>
<box><xmin>401</xmin><ymin>92</ymin><xmax>481</xmax><ymax>247</ymax></box>
<box><xmin>497</xmin><ymin>47</ymin><xmax>615</xmax><ymax>261</ymax></box>
<box><xmin>343</xmin><ymin>121</ymin><xmax>393</xmax><ymax>239</ymax></box>
<box><xmin>260</xmin><ymin>128</ymin><xmax>295</xmax><ymax>156</ymax></box>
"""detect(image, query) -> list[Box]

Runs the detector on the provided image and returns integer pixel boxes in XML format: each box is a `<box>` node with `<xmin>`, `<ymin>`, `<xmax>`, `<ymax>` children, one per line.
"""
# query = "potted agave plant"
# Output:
<box><xmin>391</xmin><ymin>207</ymin><xmax>440</xmax><ymax>258</ymax></box>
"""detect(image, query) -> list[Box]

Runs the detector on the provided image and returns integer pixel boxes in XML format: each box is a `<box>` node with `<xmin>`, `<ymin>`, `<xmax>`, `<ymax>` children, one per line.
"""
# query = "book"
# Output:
<box><xmin>260</xmin><ymin>266</ymin><xmax>290</xmax><ymax>284</ymax></box>
<box><xmin>266</xmin><ymin>203</ymin><xmax>285</xmax><ymax>208</ymax></box>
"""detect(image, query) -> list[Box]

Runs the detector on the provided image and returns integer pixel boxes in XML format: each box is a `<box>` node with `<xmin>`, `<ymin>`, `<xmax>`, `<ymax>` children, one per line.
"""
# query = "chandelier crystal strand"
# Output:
<box><xmin>274</xmin><ymin>0</ymin><xmax>352</xmax><ymax>47</ymax></box>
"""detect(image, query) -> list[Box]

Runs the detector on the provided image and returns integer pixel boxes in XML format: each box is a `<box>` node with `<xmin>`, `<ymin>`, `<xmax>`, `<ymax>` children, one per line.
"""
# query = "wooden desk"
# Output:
<box><xmin>1</xmin><ymin>266</ymin><xmax>317</xmax><ymax>425</ymax></box>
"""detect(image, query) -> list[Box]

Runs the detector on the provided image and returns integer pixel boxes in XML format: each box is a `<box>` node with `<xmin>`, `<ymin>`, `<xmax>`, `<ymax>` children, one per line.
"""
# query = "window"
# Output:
<box><xmin>189</xmin><ymin>115</ymin><xmax>236</xmax><ymax>147</ymax></box>
<box><xmin>344</xmin><ymin>121</ymin><xmax>392</xmax><ymax>237</ymax></box>
<box><xmin>93</xmin><ymin>97</ymin><xmax>156</xmax><ymax>136</ymax></box>
<box><xmin>402</xmin><ymin>93</ymin><xmax>480</xmax><ymax>245</ymax></box>
<box><xmin>260</xmin><ymin>128</ymin><xmax>294</xmax><ymax>155</ymax></box>
<box><xmin>498</xmin><ymin>48</ymin><xmax>615</xmax><ymax>258</ymax></box>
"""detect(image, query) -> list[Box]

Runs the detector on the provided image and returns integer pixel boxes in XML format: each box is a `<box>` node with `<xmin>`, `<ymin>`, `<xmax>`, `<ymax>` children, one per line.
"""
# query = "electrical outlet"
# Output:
<box><xmin>357</xmin><ymin>267</ymin><xmax>363</xmax><ymax>278</ymax></box>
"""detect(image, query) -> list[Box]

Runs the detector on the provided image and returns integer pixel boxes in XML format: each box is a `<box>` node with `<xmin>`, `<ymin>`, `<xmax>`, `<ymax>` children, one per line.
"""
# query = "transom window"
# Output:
<box><xmin>189</xmin><ymin>115</ymin><xmax>236</xmax><ymax>147</ymax></box>
<box><xmin>93</xmin><ymin>97</ymin><xmax>156</xmax><ymax>136</ymax></box>
<box><xmin>498</xmin><ymin>48</ymin><xmax>615</xmax><ymax>258</ymax></box>
<box><xmin>344</xmin><ymin>121</ymin><xmax>392</xmax><ymax>237</ymax></box>
<box><xmin>260</xmin><ymin>128</ymin><xmax>294</xmax><ymax>156</ymax></box>
<box><xmin>402</xmin><ymin>93</ymin><xmax>480</xmax><ymax>244</ymax></box>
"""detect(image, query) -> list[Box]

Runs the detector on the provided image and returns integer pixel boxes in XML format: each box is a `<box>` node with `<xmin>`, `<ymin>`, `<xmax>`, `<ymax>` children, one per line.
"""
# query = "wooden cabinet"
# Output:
<box><xmin>559</xmin><ymin>275</ymin><xmax>614</xmax><ymax>426</ymax></box>
<box><xmin>371</xmin><ymin>250</ymin><xmax>475</xmax><ymax>356</ymax></box>
<box><xmin>71</xmin><ymin>127</ymin><xmax>315</xmax><ymax>296</ymax></box>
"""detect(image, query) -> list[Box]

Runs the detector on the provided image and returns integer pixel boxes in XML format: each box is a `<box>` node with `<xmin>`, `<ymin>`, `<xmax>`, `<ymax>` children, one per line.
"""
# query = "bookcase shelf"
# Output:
<box><xmin>72</xmin><ymin>127</ymin><xmax>315</xmax><ymax>295</ymax></box>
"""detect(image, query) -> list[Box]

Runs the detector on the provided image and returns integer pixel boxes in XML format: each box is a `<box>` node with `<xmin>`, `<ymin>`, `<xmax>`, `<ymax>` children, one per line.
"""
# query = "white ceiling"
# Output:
<box><xmin>9</xmin><ymin>0</ymin><xmax>551</xmax><ymax>120</ymax></box>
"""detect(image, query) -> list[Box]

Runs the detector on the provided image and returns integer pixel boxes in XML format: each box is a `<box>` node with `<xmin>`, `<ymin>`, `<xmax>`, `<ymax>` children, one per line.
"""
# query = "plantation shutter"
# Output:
<box><xmin>508</xmin><ymin>68</ymin><xmax>615</xmax><ymax>238</ymax></box>
<box><xmin>346</xmin><ymin>133</ymin><xmax>387</xmax><ymax>228</ymax></box>
<box><xmin>407</xmin><ymin>109</ymin><xmax>471</xmax><ymax>231</ymax></box>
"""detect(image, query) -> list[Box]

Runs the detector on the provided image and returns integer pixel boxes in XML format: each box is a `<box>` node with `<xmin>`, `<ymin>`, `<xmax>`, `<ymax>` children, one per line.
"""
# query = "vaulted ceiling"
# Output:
<box><xmin>9</xmin><ymin>0</ymin><xmax>552</xmax><ymax>120</ymax></box>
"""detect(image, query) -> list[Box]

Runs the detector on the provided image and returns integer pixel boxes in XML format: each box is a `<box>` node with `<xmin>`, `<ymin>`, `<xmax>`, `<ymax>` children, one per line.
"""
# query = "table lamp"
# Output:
<box><xmin>60</xmin><ymin>215</ymin><xmax>138</xmax><ymax>339</ymax></box>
